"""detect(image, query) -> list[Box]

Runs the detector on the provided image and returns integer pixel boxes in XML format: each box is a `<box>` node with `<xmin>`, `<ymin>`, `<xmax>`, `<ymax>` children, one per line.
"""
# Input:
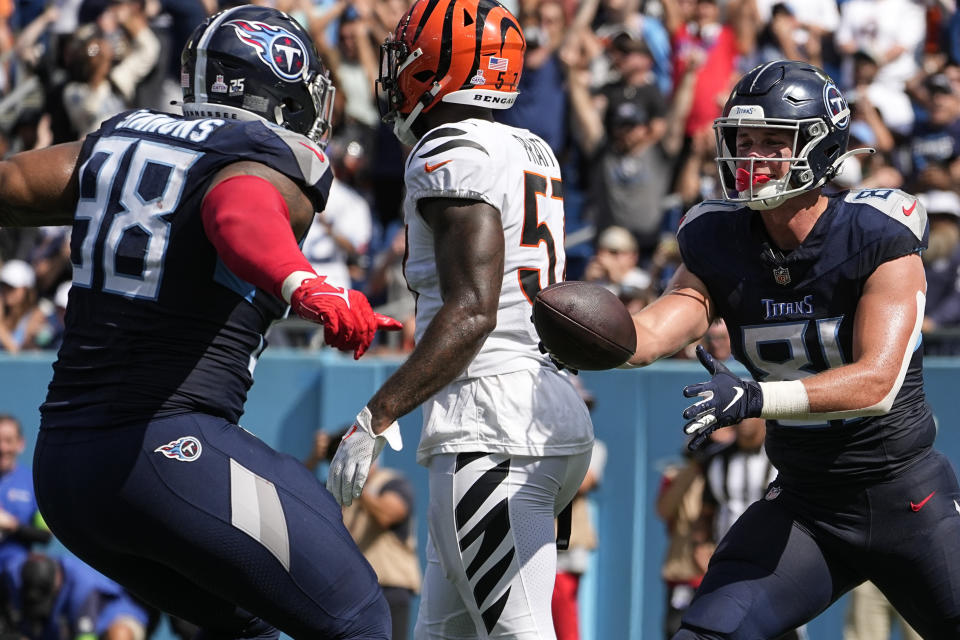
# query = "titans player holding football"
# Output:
<box><xmin>323</xmin><ymin>1</ymin><xmax>594</xmax><ymax>639</ymax></box>
<box><xmin>0</xmin><ymin>6</ymin><xmax>399</xmax><ymax>639</ymax></box>
<box><xmin>617</xmin><ymin>60</ymin><xmax>960</xmax><ymax>638</ymax></box>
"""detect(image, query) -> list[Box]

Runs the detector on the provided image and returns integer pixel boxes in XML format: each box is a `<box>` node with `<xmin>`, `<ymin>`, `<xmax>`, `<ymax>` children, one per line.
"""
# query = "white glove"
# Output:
<box><xmin>326</xmin><ymin>406</ymin><xmax>402</xmax><ymax>506</ymax></box>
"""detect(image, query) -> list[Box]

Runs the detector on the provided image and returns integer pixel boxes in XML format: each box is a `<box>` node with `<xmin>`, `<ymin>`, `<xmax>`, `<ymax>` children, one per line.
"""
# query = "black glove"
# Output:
<box><xmin>681</xmin><ymin>345</ymin><xmax>763</xmax><ymax>450</ymax></box>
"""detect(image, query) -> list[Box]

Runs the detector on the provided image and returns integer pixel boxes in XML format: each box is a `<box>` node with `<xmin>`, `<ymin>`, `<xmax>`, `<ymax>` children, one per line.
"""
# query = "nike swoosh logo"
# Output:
<box><xmin>910</xmin><ymin>490</ymin><xmax>935</xmax><ymax>511</ymax></box>
<box><xmin>902</xmin><ymin>200</ymin><xmax>917</xmax><ymax>216</ymax></box>
<box><xmin>298</xmin><ymin>141</ymin><xmax>326</xmax><ymax>163</ymax></box>
<box><xmin>425</xmin><ymin>159</ymin><xmax>452</xmax><ymax>173</ymax></box>
<box><xmin>722</xmin><ymin>386</ymin><xmax>744</xmax><ymax>413</ymax></box>
<box><xmin>955</xmin><ymin>499</ymin><xmax>960</xmax><ymax>516</ymax></box>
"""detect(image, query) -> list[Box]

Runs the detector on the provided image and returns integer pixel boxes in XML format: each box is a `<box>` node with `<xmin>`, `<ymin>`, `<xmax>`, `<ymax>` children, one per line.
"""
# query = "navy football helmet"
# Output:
<box><xmin>714</xmin><ymin>60</ymin><xmax>870</xmax><ymax>210</ymax></box>
<box><xmin>181</xmin><ymin>5</ymin><xmax>334</xmax><ymax>146</ymax></box>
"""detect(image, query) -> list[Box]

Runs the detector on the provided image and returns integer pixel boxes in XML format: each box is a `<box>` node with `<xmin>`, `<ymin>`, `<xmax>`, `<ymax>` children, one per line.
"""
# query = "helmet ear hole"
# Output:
<box><xmin>413</xmin><ymin>70</ymin><xmax>434</xmax><ymax>83</ymax></box>
<box><xmin>282</xmin><ymin>97</ymin><xmax>304</xmax><ymax>114</ymax></box>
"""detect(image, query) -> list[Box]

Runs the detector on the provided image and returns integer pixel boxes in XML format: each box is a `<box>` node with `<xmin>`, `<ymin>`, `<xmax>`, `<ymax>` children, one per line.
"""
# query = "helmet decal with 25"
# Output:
<box><xmin>713</xmin><ymin>60</ymin><xmax>865</xmax><ymax>210</ymax></box>
<box><xmin>377</xmin><ymin>0</ymin><xmax>526</xmax><ymax>146</ymax></box>
<box><xmin>180</xmin><ymin>5</ymin><xmax>335</xmax><ymax>147</ymax></box>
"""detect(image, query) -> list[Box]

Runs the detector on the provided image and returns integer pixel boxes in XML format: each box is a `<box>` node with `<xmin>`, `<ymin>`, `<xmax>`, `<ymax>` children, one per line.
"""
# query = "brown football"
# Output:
<box><xmin>532</xmin><ymin>281</ymin><xmax>637</xmax><ymax>370</ymax></box>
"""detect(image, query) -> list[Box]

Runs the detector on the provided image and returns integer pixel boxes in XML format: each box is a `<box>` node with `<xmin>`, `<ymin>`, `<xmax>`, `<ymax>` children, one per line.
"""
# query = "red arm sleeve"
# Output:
<box><xmin>201</xmin><ymin>174</ymin><xmax>316</xmax><ymax>300</ymax></box>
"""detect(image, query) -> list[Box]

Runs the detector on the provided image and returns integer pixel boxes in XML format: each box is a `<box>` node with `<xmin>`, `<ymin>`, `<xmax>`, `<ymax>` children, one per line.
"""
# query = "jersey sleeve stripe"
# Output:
<box><xmin>408</xmin><ymin>126</ymin><xmax>468</xmax><ymax>159</ymax></box>
<box><xmin>418</xmin><ymin>139</ymin><xmax>490</xmax><ymax>159</ymax></box>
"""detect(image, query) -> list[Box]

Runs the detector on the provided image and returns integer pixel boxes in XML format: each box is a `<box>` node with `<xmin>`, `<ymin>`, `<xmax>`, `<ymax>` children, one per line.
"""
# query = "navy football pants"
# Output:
<box><xmin>34</xmin><ymin>413</ymin><xmax>390</xmax><ymax>640</ymax></box>
<box><xmin>674</xmin><ymin>449</ymin><xmax>960</xmax><ymax>640</ymax></box>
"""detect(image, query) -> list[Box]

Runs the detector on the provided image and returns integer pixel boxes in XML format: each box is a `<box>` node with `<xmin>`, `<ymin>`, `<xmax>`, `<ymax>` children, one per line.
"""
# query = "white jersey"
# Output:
<box><xmin>403</xmin><ymin>118</ymin><xmax>593</xmax><ymax>463</ymax></box>
<box><xmin>404</xmin><ymin>118</ymin><xmax>565</xmax><ymax>378</ymax></box>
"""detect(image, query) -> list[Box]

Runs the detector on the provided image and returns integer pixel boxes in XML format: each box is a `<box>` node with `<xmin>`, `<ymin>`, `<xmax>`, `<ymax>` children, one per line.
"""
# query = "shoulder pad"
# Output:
<box><xmin>843</xmin><ymin>189</ymin><xmax>925</xmax><ymax>241</ymax></box>
<box><xmin>677</xmin><ymin>199</ymin><xmax>742</xmax><ymax>233</ymax></box>
<box><xmin>249</xmin><ymin>123</ymin><xmax>331</xmax><ymax>188</ymax></box>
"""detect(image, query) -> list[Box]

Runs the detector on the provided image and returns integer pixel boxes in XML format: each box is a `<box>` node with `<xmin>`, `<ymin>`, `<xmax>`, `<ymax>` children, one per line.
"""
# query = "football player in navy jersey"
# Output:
<box><xmin>611</xmin><ymin>60</ymin><xmax>960</xmax><ymax>638</ymax></box>
<box><xmin>0</xmin><ymin>5</ymin><xmax>400</xmax><ymax>639</ymax></box>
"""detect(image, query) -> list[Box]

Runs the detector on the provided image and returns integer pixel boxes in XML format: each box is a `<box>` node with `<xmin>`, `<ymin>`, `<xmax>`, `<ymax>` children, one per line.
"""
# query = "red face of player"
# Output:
<box><xmin>734</xmin><ymin>126</ymin><xmax>795</xmax><ymax>192</ymax></box>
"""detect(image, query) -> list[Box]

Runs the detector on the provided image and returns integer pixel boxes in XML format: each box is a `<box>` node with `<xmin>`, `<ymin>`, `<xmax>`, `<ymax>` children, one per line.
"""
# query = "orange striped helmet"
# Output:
<box><xmin>378</xmin><ymin>0</ymin><xmax>525</xmax><ymax>145</ymax></box>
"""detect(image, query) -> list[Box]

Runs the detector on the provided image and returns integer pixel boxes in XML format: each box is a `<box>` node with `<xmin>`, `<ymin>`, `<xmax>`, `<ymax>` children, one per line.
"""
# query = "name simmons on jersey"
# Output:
<box><xmin>116</xmin><ymin>109</ymin><xmax>226</xmax><ymax>143</ymax></box>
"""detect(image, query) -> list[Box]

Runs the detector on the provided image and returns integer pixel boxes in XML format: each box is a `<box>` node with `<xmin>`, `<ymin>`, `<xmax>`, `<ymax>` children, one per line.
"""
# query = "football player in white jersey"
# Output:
<box><xmin>324</xmin><ymin>1</ymin><xmax>595</xmax><ymax>638</ymax></box>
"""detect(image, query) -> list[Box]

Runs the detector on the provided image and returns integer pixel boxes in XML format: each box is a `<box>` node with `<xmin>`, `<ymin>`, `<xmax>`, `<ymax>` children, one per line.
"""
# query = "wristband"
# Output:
<box><xmin>758</xmin><ymin>380</ymin><xmax>810</xmax><ymax>419</ymax></box>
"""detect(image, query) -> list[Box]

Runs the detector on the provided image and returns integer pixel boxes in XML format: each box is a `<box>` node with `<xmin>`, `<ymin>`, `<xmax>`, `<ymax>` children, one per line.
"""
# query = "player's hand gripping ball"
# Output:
<box><xmin>532</xmin><ymin>281</ymin><xmax>637</xmax><ymax>370</ymax></box>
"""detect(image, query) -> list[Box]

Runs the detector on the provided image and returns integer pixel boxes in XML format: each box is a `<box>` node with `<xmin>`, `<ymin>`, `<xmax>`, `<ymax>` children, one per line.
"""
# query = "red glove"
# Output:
<box><xmin>289</xmin><ymin>276</ymin><xmax>402</xmax><ymax>358</ymax></box>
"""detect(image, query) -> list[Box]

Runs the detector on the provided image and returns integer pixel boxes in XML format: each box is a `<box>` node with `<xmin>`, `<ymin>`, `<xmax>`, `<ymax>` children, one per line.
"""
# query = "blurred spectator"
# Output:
<box><xmin>26</xmin><ymin>226</ymin><xmax>71</xmax><ymax>300</ymax></box>
<box><xmin>0</xmin><ymin>414</ymin><xmax>50</xmax><ymax>571</ymax></box>
<box><xmin>0</xmin><ymin>552</ymin><xmax>149</xmax><ymax>640</ymax></box>
<box><xmin>905</xmin><ymin>71</ymin><xmax>960</xmax><ymax>194</ymax></box>
<box><xmin>584</xmin><ymin>225</ymin><xmax>652</xmax><ymax>296</ymax></box>
<box><xmin>365</xmin><ymin>225</ymin><xmax>416</xmax><ymax>354</ymax></box>
<box><xmin>62</xmin><ymin>0</ymin><xmax>161</xmax><ymax>136</ymax></box>
<box><xmin>496</xmin><ymin>0</ymin><xmax>570</xmax><ymax>154</ymax></box>
<box><xmin>846</xmin><ymin>49</ymin><xmax>915</xmax><ymax>137</ymax></box>
<box><xmin>300</xmin><ymin>133</ymin><xmax>374</xmax><ymax>291</ymax></box>
<box><xmin>600</xmin><ymin>29</ymin><xmax>667</xmax><ymax>143</ymax></box>
<box><xmin>20</xmin><ymin>280</ymin><xmax>70</xmax><ymax>351</ymax></box>
<box><xmin>583</xmin><ymin>0</ymin><xmax>673</xmax><ymax>96</ymax></box>
<box><xmin>564</xmin><ymin>27</ymin><xmax>697</xmax><ymax>258</ymax></box>
<box><xmin>835</xmin><ymin>0</ymin><xmax>926</xmax><ymax>98</ymax></box>
<box><xmin>656</xmin><ymin>448</ymin><xmax>710</xmax><ymax>639</ymax></box>
<box><xmin>751</xmin><ymin>0</ymin><xmax>839</xmax><ymax>69</ymax></box>
<box><xmin>315</xmin><ymin>3</ymin><xmax>379</xmax><ymax>134</ymax></box>
<box><xmin>0</xmin><ymin>260</ymin><xmax>39</xmax><ymax>354</ymax></box>
<box><xmin>305</xmin><ymin>429</ymin><xmax>421</xmax><ymax>640</ymax></box>
<box><xmin>695</xmin><ymin>418</ymin><xmax>775</xmax><ymax>543</ymax></box>
<box><xmin>844</xmin><ymin>580</ymin><xmax>921</xmax><ymax>640</ymax></box>
<box><xmin>61</xmin><ymin>25</ymin><xmax>124</xmax><ymax>137</ymax></box>
<box><xmin>662</xmin><ymin>0</ymin><xmax>754</xmax><ymax>139</ymax></box>
<box><xmin>918</xmin><ymin>189</ymin><xmax>960</xmax><ymax>354</ymax></box>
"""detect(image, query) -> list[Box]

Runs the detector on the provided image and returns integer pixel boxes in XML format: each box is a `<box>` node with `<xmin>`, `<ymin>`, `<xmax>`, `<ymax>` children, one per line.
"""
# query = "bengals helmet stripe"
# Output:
<box><xmin>379</xmin><ymin>0</ymin><xmax>525</xmax><ymax>145</ymax></box>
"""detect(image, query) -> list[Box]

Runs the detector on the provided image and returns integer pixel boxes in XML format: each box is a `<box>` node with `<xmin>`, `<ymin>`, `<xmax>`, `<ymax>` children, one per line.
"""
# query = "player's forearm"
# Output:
<box><xmin>0</xmin><ymin>144</ymin><xmax>80</xmax><ymax>227</ymax></box>
<box><xmin>366</xmin><ymin>303</ymin><xmax>495</xmax><ymax>432</ymax></box>
<box><xmin>627</xmin><ymin>300</ymin><xmax>711</xmax><ymax>366</ymax></box>
<box><xmin>766</xmin><ymin>363</ymin><xmax>903</xmax><ymax>420</ymax></box>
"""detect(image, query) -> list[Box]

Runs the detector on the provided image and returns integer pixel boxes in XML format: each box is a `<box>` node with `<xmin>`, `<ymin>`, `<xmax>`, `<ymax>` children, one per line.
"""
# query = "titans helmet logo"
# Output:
<box><xmin>225</xmin><ymin>19</ymin><xmax>307</xmax><ymax>82</ymax></box>
<box><xmin>823</xmin><ymin>83</ymin><xmax>850</xmax><ymax>130</ymax></box>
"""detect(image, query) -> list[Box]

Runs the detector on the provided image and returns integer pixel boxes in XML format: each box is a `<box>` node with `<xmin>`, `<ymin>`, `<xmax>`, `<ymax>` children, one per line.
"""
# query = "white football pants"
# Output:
<box><xmin>414</xmin><ymin>451</ymin><xmax>592</xmax><ymax>640</ymax></box>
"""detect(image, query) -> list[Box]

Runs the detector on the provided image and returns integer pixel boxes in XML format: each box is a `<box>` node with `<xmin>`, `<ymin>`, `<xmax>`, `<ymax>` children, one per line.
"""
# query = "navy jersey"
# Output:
<box><xmin>678</xmin><ymin>189</ymin><xmax>934</xmax><ymax>487</ymax></box>
<box><xmin>40</xmin><ymin>109</ymin><xmax>333</xmax><ymax>428</ymax></box>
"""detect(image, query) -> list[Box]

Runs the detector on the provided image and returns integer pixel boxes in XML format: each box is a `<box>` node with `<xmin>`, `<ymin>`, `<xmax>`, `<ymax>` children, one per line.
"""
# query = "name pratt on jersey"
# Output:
<box><xmin>512</xmin><ymin>134</ymin><xmax>556</xmax><ymax>168</ymax></box>
<box><xmin>116</xmin><ymin>110</ymin><xmax>227</xmax><ymax>142</ymax></box>
<box><xmin>762</xmin><ymin>294</ymin><xmax>814</xmax><ymax>319</ymax></box>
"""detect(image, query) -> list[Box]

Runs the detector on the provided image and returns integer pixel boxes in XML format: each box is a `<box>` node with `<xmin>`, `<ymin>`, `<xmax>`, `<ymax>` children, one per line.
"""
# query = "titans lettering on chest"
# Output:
<box><xmin>761</xmin><ymin>294</ymin><xmax>815</xmax><ymax>320</ymax></box>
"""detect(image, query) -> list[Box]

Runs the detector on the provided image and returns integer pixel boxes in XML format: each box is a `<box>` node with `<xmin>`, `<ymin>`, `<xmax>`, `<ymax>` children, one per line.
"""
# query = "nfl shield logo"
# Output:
<box><xmin>773</xmin><ymin>266</ymin><xmax>791</xmax><ymax>286</ymax></box>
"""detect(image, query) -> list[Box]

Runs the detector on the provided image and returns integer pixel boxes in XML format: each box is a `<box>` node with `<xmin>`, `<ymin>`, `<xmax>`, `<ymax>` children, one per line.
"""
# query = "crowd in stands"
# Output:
<box><xmin>0</xmin><ymin>0</ymin><xmax>958</xmax><ymax>355</ymax></box>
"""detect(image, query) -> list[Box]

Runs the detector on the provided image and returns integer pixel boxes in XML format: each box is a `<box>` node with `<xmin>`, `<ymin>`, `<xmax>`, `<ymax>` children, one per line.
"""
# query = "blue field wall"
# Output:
<box><xmin>1</xmin><ymin>351</ymin><xmax>953</xmax><ymax>640</ymax></box>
